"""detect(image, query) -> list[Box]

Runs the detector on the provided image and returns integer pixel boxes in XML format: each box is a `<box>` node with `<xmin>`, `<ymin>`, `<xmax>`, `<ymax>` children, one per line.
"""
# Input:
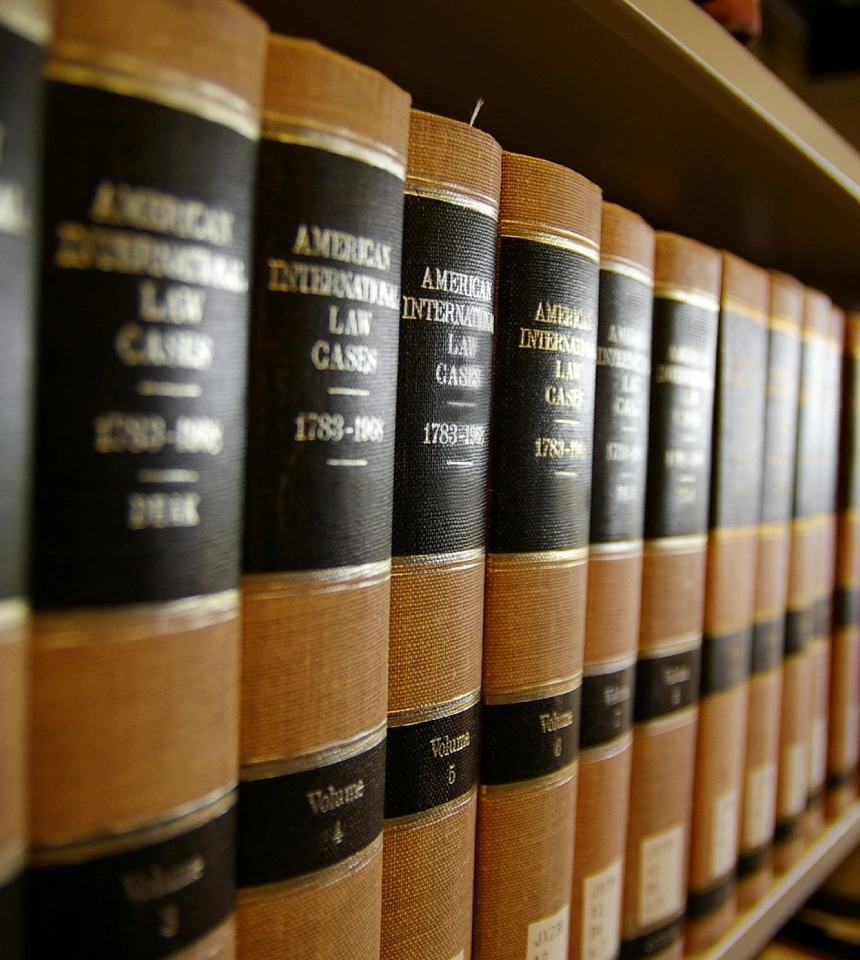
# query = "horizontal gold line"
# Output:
<box><xmin>483</xmin><ymin>674</ymin><xmax>581</xmax><ymax>706</ymax></box>
<box><xmin>262</xmin><ymin>115</ymin><xmax>405</xmax><ymax>180</ymax></box>
<box><xmin>580</xmin><ymin>730</ymin><xmax>634</xmax><ymax>761</ymax></box>
<box><xmin>634</xmin><ymin>704</ymin><xmax>698</xmax><ymax>735</ymax></box>
<box><xmin>480</xmin><ymin>759</ymin><xmax>578</xmax><ymax>796</ymax></box>
<box><xmin>242</xmin><ymin>559</ymin><xmax>390</xmax><ymax>597</ymax></box>
<box><xmin>404</xmin><ymin>179</ymin><xmax>498</xmax><ymax>220</ymax></box>
<box><xmin>583</xmin><ymin>652</ymin><xmax>638</xmax><ymax>675</ymax></box>
<box><xmin>589</xmin><ymin>539</ymin><xmax>643</xmax><ymax>557</ymax></box>
<box><xmin>723</xmin><ymin>297</ymin><xmax>768</xmax><ymax>325</ymax></box>
<box><xmin>759</xmin><ymin>521</ymin><xmax>790</xmax><ymax>538</ymax></box>
<box><xmin>388</xmin><ymin>689</ymin><xmax>480</xmax><ymax>727</ymax></box>
<box><xmin>0</xmin><ymin>2</ymin><xmax>50</xmax><ymax>44</ymax></box>
<box><xmin>241</xmin><ymin>721</ymin><xmax>386</xmax><ymax>780</ymax></box>
<box><xmin>30</xmin><ymin>785</ymin><xmax>236</xmax><ymax>866</ymax></box>
<box><xmin>653</xmin><ymin>282</ymin><xmax>719</xmax><ymax>312</ymax></box>
<box><xmin>391</xmin><ymin>547</ymin><xmax>484</xmax><ymax>570</ymax></box>
<box><xmin>643</xmin><ymin>533</ymin><xmax>708</xmax><ymax>554</ymax></box>
<box><xmin>802</xmin><ymin>328</ymin><xmax>841</xmax><ymax>348</ymax></box>
<box><xmin>600</xmin><ymin>255</ymin><xmax>653</xmax><ymax>287</ymax></box>
<box><xmin>638</xmin><ymin>631</ymin><xmax>702</xmax><ymax>657</ymax></box>
<box><xmin>383</xmin><ymin>786</ymin><xmax>476</xmax><ymax>830</ymax></box>
<box><xmin>769</xmin><ymin>315</ymin><xmax>801</xmax><ymax>336</ymax></box>
<box><xmin>708</xmin><ymin>524</ymin><xmax>759</xmax><ymax>542</ymax></box>
<box><xmin>0</xmin><ymin>597</ymin><xmax>27</xmax><ymax>636</ymax></box>
<box><xmin>500</xmin><ymin>219</ymin><xmax>599</xmax><ymax>263</ymax></box>
<box><xmin>486</xmin><ymin>545</ymin><xmax>589</xmax><ymax>567</ymax></box>
<box><xmin>47</xmin><ymin>55</ymin><xmax>258</xmax><ymax>141</ymax></box>
<box><xmin>236</xmin><ymin>835</ymin><xmax>381</xmax><ymax>900</ymax></box>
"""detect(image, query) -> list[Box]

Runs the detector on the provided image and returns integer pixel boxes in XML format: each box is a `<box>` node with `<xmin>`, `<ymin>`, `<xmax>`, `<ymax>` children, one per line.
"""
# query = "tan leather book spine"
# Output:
<box><xmin>805</xmin><ymin>295</ymin><xmax>841</xmax><ymax>841</ymax></box>
<box><xmin>620</xmin><ymin>234</ymin><xmax>721</xmax><ymax>960</ymax></box>
<box><xmin>473</xmin><ymin>152</ymin><xmax>601</xmax><ymax>960</ymax></box>
<box><xmin>827</xmin><ymin>312</ymin><xmax>860</xmax><ymax>818</ymax></box>
<box><xmin>737</xmin><ymin>272</ymin><xmax>802</xmax><ymax>909</ymax></box>
<box><xmin>685</xmin><ymin>255</ymin><xmax>770</xmax><ymax>953</ymax></box>
<box><xmin>569</xmin><ymin>204</ymin><xmax>654</xmax><ymax>960</ymax></box>
<box><xmin>0</xmin><ymin>2</ymin><xmax>50</xmax><ymax>955</ymax></box>
<box><xmin>774</xmin><ymin>288</ymin><xmax>831</xmax><ymax>870</ymax></box>
<box><xmin>381</xmin><ymin>110</ymin><xmax>501</xmax><ymax>960</ymax></box>
<box><xmin>26</xmin><ymin>2</ymin><xmax>266</xmax><ymax>957</ymax></box>
<box><xmin>237</xmin><ymin>37</ymin><xmax>409</xmax><ymax>960</ymax></box>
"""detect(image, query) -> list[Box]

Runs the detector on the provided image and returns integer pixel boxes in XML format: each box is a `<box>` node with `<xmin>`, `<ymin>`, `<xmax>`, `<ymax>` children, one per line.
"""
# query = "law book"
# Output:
<box><xmin>620</xmin><ymin>233</ymin><xmax>720</xmax><ymax>960</ymax></box>
<box><xmin>736</xmin><ymin>271</ymin><xmax>803</xmax><ymax>909</ymax></box>
<box><xmin>472</xmin><ymin>152</ymin><xmax>601</xmax><ymax>960</ymax></box>
<box><xmin>684</xmin><ymin>254</ymin><xmax>769</xmax><ymax>953</ymax></box>
<box><xmin>827</xmin><ymin>311</ymin><xmax>860</xmax><ymax>817</ymax></box>
<box><xmin>381</xmin><ymin>111</ymin><xmax>500</xmax><ymax>960</ymax></box>
<box><xmin>237</xmin><ymin>37</ymin><xmax>409</xmax><ymax>960</ymax></box>
<box><xmin>25</xmin><ymin>2</ymin><xmax>266</xmax><ymax>957</ymax></box>
<box><xmin>0</xmin><ymin>2</ymin><xmax>49</xmax><ymax>956</ymax></box>
<box><xmin>805</xmin><ymin>293</ymin><xmax>841</xmax><ymax>841</ymax></box>
<box><xmin>773</xmin><ymin>287</ymin><xmax>831</xmax><ymax>871</ymax></box>
<box><xmin>569</xmin><ymin>203</ymin><xmax>654</xmax><ymax>960</ymax></box>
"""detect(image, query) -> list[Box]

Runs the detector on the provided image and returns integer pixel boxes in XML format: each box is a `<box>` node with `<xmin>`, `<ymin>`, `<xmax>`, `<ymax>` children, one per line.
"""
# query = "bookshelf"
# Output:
<box><xmin>250</xmin><ymin>0</ymin><xmax>860</xmax><ymax>309</ymax></box>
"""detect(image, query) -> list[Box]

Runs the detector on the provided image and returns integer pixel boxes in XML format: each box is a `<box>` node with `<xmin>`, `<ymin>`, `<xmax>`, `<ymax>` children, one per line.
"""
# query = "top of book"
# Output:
<box><xmin>769</xmin><ymin>271</ymin><xmax>804</xmax><ymax>329</ymax></box>
<box><xmin>721</xmin><ymin>251</ymin><xmax>769</xmax><ymax>321</ymax></box>
<box><xmin>804</xmin><ymin>287</ymin><xmax>833</xmax><ymax>337</ymax></box>
<box><xmin>654</xmin><ymin>232</ymin><xmax>721</xmax><ymax>300</ymax></box>
<box><xmin>500</xmin><ymin>151</ymin><xmax>601</xmax><ymax>253</ymax></box>
<box><xmin>600</xmin><ymin>202</ymin><xmax>654</xmax><ymax>276</ymax></box>
<box><xmin>0</xmin><ymin>0</ymin><xmax>50</xmax><ymax>44</ymax></box>
<box><xmin>47</xmin><ymin>0</ymin><xmax>267</xmax><ymax>138</ymax></box>
<box><xmin>263</xmin><ymin>35</ymin><xmax>411</xmax><ymax>174</ymax></box>
<box><xmin>407</xmin><ymin>109</ymin><xmax>502</xmax><ymax>214</ymax></box>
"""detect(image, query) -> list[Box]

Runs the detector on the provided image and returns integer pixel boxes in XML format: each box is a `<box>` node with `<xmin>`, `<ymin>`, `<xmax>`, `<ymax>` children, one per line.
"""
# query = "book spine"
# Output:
<box><xmin>0</xmin><ymin>2</ymin><xmax>49</xmax><ymax>957</ymax></box>
<box><xmin>827</xmin><ymin>312</ymin><xmax>860</xmax><ymax>817</ymax></box>
<box><xmin>737</xmin><ymin>273</ymin><xmax>802</xmax><ymax>908</ymax></box>
<box><xmin>774</xmin><ymin>289</ymin><xmax>829</xmax><ymax>869</ymax></box>
<box><xmin>569</xmin><ymin>203</ymin><xmax>654</xmax><ymax>960</ymax></box>
<box><xmin>473</xmin><ymin>152</ymin><xmax>601</xmax><ymax>960</ymax></box>
<box><xmin>381</xmin><ymin>110</ymin><xmax>501</xmax><ymax>960</ymax></box>
<box><xmin>236</xmin><ymin>37</ymin><xmax>409</xmax><ymax>960</ymax></box>
<box><xmin>620</xmin><ymin>233</ymin><xmax>720</xmax><ymax>960</ymax></box>
<box><xmin>685</xmin><ymin>255</ymin><xmax>769</xmax><ymax>953</ymax></box>
<box><xmin>25</xmin><ymin>3</ymin><xmax>267</xmax><ymax>957</ymax></box>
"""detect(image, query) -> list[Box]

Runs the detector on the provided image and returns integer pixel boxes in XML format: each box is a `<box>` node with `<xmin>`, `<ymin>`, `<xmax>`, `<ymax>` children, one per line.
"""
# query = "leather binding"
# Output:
<box><xmin>805</xmin><ymin>293</ymin><xmax>840</xmax><ymax>842</ymax></box>
<box><xmin>473</xmin><ymin>152</ymin><xmax>601</xmax><ymax>960</ymax></box>
<box><xmin>736</xmin><ymin>272</ymin><xmax>802</xmax><ymax>909</ymax></box>
<box><xmin>685</xmin><ymin>254</ymin><xmax>769</xmax><ymax>953</ymax></box>
<box><xmin>827</xmin><ymin>311</ymin><xmax>860</xmax><ymax>818</ymax></box>
<box><xmin>620</xmin><ymin>233</ymin><xmax>720</xmax><ymax>960</ymax></box>
<box><xmin>0</xmin><ymin>2</ymin><xmax>49</xmax><ymax>957</ymax></box>
<box><xmin>382</xmin><ymin>110</ymin><xmax>501</xmax><ymax>960</ymax></box>
<box><xmin>774</xmin><ymin>288</ymin><xmax>831</xmax><ymax>871</ymax></box>
<box><xmin>237</xmin><ymin>37</ymin><xmax>409</xmax><ymax>960</ymax></box>
<box><xmin>26</xmin><ymin>3</ymin><xmax>265</xmax><ymax>958</ymax></box>
<box><xmin>569</xmin><ymin>203</ymin><xmax>654</xmax><ymax>960</ymax></box>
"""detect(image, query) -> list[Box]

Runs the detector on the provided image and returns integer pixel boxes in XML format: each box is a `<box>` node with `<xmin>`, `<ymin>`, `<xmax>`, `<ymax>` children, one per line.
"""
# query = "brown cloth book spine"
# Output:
<box><xmin>237</xmin><ymin>37</ymin><xmax>409</xmax><ymax>960</ymax></box>
<box><xmin>805</xmin><ymin>294</ymin><xmax>840</xmax><ymax>841</ymax></box>
<box><xmin>685</xmin><ymin>254</ymin><xmax>770</xmax><ymax>953</ymax></box>
<box><xmin>620</xmin><ymin>233</ymin><xmax>721</xmax><ymax>960</ymax></box>
<box><xmin>0</xmin><ymin>2</ymin><xmax>49</xmax><ymax>957</ymax></box>
<box><xmin>737</xmin><ymin>272</ymin><xmax>803</xmax><ymax>909</ymax></box>
<box><xmin>827</xmin><ymin>312</ymin><xmax>860</xmax><ymax>817</ymax></box>
<box><xmin>774</xmin><ymin>288</ymin><xmax>831</xmax><ymax>870</ymax></box>
<box><xmin>569</xmin><ymin>203</ymin><xmax>654</xmax><ymax>960</ymax></box>
<box><xmin>382</xmin><ymin>110</ymin><xmax>501</xmax><ymax>960</ymax></box>
<box><xmin>25</xmin><ymin>2</ymin><xmax>266</xmax><ymax>958</ymax></box>
<box><xmin>473</xmin><ymin>152</ymin><xmax>601</xmax><ymax>960</ymax></box>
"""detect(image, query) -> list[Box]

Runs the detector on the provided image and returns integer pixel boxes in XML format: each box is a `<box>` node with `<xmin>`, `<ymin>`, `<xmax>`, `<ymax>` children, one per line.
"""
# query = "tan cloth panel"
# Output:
<box><xmin>653</xmin><ymin>234</ymin><xmax>721</xmax><ymax>298</ymax></box>
<box><xmin>474</xmin><ymin>771</ymin><xmax>578</xmax><ymax>960</ymax></box>
<box><xmin>30</xmin><ymin>604</ymin><xmax>238</xmax><ymax>844</ymax></box>
<box><xmin>570</xmin><ymin>739</ymin><xmax>632</xmax><ymax>960</ymax></box>
<box><xmin>241</xmin><ymin>573</ymin><xmax>389</xmax><ymax>763</ymax></box>
<box><xmin>407</xmin><ymin>109</ymin><xmax>501</xmax><ymax>206</ymax></box>
<box><xmin>704</xmin><ymin>530</ymin><xmax>759</xmax><ymax>633</ymax></box>
<box><xmin>263</xmin><ymin>36</ymin><xmax>409</xmax><ymax>163</ymax></box>
<box><xmin>382</xmin><ymin>794</ymin><xmax>476</xmax><ymax>960</ymax></box>
<box><xmin>787</xmin><ymin>521</ymin><xmax>819</xmax><ymax>608</ymax></box>
<box><xmin>600</xmin><ymin>203</ymin><xmax>654</xmax><ymax>272</ymax></box>
<box><xmin>756</xmin><ymin>527</ymin><xmax>791</xmax><ymax>620</ymax></box>
<box><xmin>775</xmin><ymin>650</ymin><xmax>811</xmax><ymax>867</ymax></box>
<box><xmin>639</xmin><ymin>543</ymin><xmax>707</xmax><ymax>650</ymax></box>
<box><xmin>388</xmin><ymin>558</ymin><xmax>484</xmax><ymax>714</ymax></box>
<box><xmin>828</xmin><ymin>629</ymin><xmax>860</xmax><ymax>808</ymax></box>
<box><xmin>0</xmin><ymin>615</ymin><xmax>26</xmax><ymax>877</ymax></box>
<box><xmin>808</xmin><ymin>637</ymin><xmax>831</xmax><ymax>810</ymax></box>
<box><xmin>483</xmin><ymin>557</ymin><xmax>587</xmax><ymax>695</ymax></box>
<box><xmin>623</xmin><ymin>713</ymin><xmax>697</xmax><ymax>941</ymax></box>
<box><xmin>237</xmin><ymin>841</ymin><xmax>383</xmax><ymax>960</ymax></box>
<box><xmin>585</xmin><ymin>549</ymin><xmax>643</xmax><ymax>664</ymax></box>
<box><xmin>837</xmin><ymin>513</ymin><xmax>860</xmax><ymax>590</ymax></box>
<box><xmin>49</xmin><ymin>0</ymin><xmax>266</xmax><ymax>119</ymax></box>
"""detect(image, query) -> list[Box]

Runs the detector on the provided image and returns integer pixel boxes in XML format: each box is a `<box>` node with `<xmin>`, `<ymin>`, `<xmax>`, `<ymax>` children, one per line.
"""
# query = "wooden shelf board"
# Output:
<box><xmin>694</xmin><ymin>803</ymin><xmax>860</xmax><ymax>960</ymax></box>
<box><xmin>249</xmin><ymin>0</ymin><xmax>860</xmax><ymax>306</ymax></box>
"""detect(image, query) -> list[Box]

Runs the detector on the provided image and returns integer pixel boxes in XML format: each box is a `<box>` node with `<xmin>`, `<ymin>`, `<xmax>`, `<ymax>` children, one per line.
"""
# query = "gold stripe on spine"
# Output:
<box><xmin>637</xmin><ymin>632</ymin><xmax>702</xmax><ymax>657</ymax></box>
<box><xmin>243</xmin><ymin>559</ymin><xmax>390</xmax><ymax>590</ymax></box>
<box><xmin>0</xmin><ymin>0</ymin><xmax>49</xmax><ymax>43</ymax></box>
<box><xmin>388</xmin><ymin>689</ymin><xmax>479</xmax><ymax>727</ymax></box>
<box><xmin>391</xmin><ymin>547</ymin><xmax>483</xmax><ymax>569</ymax></box>
<box><xmin>652</xmin><ymin>283</ymin><xmax>720</xmax><ymax>312</ymax></box>
<box><xmin>262</xmin><ymin>117</ymin><xmax>405</xmax><ymax>180</ymax></box>
<box><xmin>479</xmin><ymin>760</ymin><xmax>578</xmax><ymax>797</ymax></box>
<box><xmin>404</xmin><ymin>181</ymin><xmax>498</xmax><ymax>219</ymax></box>
<box><xmin>483</xmin><ymin>675</ymin><xmax>582</xmax><ymax>707</ymax></box>
<box><xmin>499</xmin><ymin>219</ymin><xmax>599</xmax><ymax>263</ymax></box>
<box><xmin>584</xmin><ymin>652</ymin><xmax>638</xmax><ymax>675</ymax></box>
<box><xmin>580</xmin><ymin>729</ymin><xmax>634</xmax><ymax>761</ymax></box>
<box><xmin>486</xmin><ymin>546</ymin><xmax>589</xmax><ymax>567</ymax></box>
<box><xmin>643</xmin><ymin>533</ymin><xmax>709</xmax><ymax>553</ymax></box>
<box><xmin>589</xmin><ymin>538</ymin><xmax>644</xmax><ymax>556</ymax></box>
<box><xmin>637</xmin><ymin>704</ymin><xmax>699</xmax><ymax>735</ymax></box>
<box><xmin>0</xmin><ymin>597</ymin><xmax>27</xmax><ymax>639</ymax></box>
<box><xmin>600</xmin><ymin>257</ymin><xmax>653</xmax><ymax>286</ymax></box>
<box><xmin>383</xmin><ymin>785</ymin><xmax>476</xmax><ymax>829</ymax></box>
<box><xmin>30</xmin><ymin>786</ymin><xmax>235</xmax><ymax>866</ymax></box>
<box><xmin>241</xmin><ymin>722</ymin><xmax>386</xmax><ymax>779</ymax></box>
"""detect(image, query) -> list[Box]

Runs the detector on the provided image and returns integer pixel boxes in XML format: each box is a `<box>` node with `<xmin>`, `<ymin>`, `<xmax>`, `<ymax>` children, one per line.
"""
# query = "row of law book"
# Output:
<box><xmin>1</xmin><ymin>2</ymin><xmax>859</xmax><ymax>960</ymax></box>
